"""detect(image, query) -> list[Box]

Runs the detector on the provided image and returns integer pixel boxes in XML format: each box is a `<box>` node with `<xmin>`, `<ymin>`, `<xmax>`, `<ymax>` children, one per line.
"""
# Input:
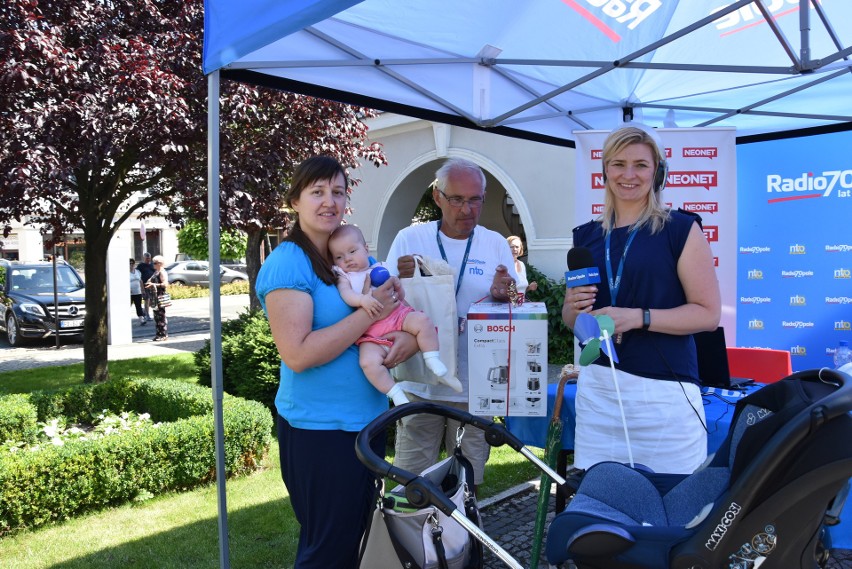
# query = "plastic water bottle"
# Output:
<box><xmin>834</xmin><ymin>340</ymin><xmax>852</xmax><ymax>369</ymax></box>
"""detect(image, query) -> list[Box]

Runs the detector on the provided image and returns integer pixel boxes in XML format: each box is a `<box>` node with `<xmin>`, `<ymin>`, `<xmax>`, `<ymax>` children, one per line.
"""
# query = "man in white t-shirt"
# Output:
<box><xmin>386</xmin><ymin>157</ymin><xmax>517</xmax><ymax>488</ymax></box>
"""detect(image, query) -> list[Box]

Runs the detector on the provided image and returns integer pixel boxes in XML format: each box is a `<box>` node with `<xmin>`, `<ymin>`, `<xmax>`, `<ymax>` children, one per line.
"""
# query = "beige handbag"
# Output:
<box><xmin>391</xmin><ymin>256</ymin><xmax>458</xmax><ymax>387</ymax></box>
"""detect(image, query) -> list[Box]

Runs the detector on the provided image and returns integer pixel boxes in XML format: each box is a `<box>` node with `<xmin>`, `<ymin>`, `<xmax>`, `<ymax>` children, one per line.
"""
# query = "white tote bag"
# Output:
<box><xmin>391</xmin><ymin>256</ymin><xmax>458</xmax><ymax>387</ymax></box>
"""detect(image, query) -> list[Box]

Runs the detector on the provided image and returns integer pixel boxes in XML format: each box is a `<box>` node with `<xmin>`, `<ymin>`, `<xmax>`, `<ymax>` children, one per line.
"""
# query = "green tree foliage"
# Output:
<box><xmin>524</xmin><ymin>264</ymin><xmax>574</xmax><ymax>365</ymax></box>
<box><xmin>194</xmin><ymin>310</ymin><xmax>280</xmax><ymax>412</ymax></box>
<box><xmin>0</xmin><ymin>0</ymin><xmax>386</xmax><ymax>382</ymax></box>
<box><xmin>176</xmin><ymin>220</ymin><xmax>245</xmax><ymax>262</ymax></box>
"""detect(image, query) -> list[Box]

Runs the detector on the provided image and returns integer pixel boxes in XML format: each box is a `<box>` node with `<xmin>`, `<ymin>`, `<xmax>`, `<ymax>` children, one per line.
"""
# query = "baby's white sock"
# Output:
<box><xmin>387</xmin><ymin>383</ymin><xmax>410</xmax><ymax>406</ymax></box>
<box><xmin>422</xmin><ymin>351</ymin><xmax>448</xmax><ymax>377</ymax></box>
<box><xmin>423</xmin><ymin>351</ymin><xmax>463</xmax><ymax>393</ymax></box>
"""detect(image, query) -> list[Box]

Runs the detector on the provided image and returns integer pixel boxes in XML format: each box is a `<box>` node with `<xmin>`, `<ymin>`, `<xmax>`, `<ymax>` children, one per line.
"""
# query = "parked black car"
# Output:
<box><xmin>0</xmin><ymin>260</ymin><xmax>86</xmax><ymax>346</ymax></box>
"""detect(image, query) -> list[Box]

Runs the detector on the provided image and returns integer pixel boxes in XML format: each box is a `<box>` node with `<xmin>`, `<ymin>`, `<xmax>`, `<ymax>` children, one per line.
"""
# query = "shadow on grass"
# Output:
<box><xmin>47</xmin><ymin>496</ymin><xmax>299</xmax><ymax>569</ymax></box>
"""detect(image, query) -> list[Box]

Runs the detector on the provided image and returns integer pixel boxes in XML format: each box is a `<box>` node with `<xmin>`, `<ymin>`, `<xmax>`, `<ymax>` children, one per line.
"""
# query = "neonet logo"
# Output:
<box><xmin>682</xmin><ymin>202</ymin><xmax>719</xmax><ymax>214</ymax></box>
<box><xmin>682</xmin><ymin>147</ymin><xmax>718</xmax><ymax>159</ymax></box>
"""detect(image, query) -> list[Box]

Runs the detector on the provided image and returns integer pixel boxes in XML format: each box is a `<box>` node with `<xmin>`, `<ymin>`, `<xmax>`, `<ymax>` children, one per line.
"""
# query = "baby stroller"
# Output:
<box><xmin>356</xmin><ymin>368</ymin><xmax>852</xmax><ymax>568</ymax></box>
<box><xmin>545</xmin><ymin>367</ymin><xmax>852</xmax><ymax>568</ymax></box>
<box><xmin>356</xmin><ymin>401</ymin><xmax>570</xmax><ymax>569</ymax></box>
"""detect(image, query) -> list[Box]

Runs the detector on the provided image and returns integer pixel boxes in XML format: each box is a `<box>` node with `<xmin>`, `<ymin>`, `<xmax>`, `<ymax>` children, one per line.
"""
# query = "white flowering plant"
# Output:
<box><xmin>1</xmin><ymin>409</ymin><xmax>157</xmax><ymax>454</ymax></box>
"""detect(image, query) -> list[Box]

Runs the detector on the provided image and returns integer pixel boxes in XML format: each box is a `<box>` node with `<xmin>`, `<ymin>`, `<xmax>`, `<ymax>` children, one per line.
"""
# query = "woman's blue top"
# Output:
<box><xmin>573</xmin><ymin>210</ymin><xmax>700</xmax><ymax>384</ymax></box>
<box><xmin>256</xmin><ymin>242</ymin><xmax>388</xmax><ymax>430</ymax></box>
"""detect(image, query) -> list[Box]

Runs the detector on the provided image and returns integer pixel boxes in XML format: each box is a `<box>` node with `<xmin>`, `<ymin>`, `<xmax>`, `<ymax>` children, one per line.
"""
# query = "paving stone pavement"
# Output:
<box><xmin>479</xmin><ymin>482</ymin><xmax>555</xmax><ymax>568</ymax></box>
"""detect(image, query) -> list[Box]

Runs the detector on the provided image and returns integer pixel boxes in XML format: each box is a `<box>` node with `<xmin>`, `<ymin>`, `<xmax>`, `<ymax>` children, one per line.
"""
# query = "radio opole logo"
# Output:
<box><xmin>767</xmin><ymin>169</ymin><xmax>852</xmax><ymax>203</ymax></box>
<box><xmin>739</xmin><ymin>246</ymin><xmax>770</xmax><ymax>254</ymax></box>
<box><xmin>741</xmin><ymin>296</ymin><xmax>771</xmax><ymax>305</ymax></box>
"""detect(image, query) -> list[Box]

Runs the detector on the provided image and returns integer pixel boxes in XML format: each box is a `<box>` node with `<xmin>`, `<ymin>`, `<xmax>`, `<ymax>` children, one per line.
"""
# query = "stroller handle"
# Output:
<box><xmin>356</xmin><ymin>402</ymin><xmax>528</xmax><ymax>515</ymax></box>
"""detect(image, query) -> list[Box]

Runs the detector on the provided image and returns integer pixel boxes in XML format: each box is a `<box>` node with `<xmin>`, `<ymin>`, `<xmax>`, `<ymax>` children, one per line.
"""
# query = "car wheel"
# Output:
<box><xmin>170</xmin><ymin>280</ymin><xmax>186</xmax><ymax>286</ymax></box>
<box><xmin>230</xmin><ymin>277</ymin><xmax>244</xmax><ymax>283</ymax></box>
<box><xmin>6</xmin><ymin>315</ymin><xmax>23</xmax><ymax>347</ymax></box>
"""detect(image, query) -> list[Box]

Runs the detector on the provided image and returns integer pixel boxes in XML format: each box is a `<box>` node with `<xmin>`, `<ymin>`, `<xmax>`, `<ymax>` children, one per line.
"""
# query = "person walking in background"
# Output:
<box><xmin>385</xmin><ymin>157</ymin><xmax>518</xmax><ymax>490</ymax></box>
<box><xmin>562</xmin><ymin>124</ymin><xmax>721</xmax><ymax>476</ymax></box>
<box><xmin>507</xmin><ymin>235</ymin><xmax>537</xmax><ymax>294</ymax></box>
<box><xmin>129</xmin><ymin>258</ymin><xmax>145</xmax><ymax>325</ymax></box>
<box><xmin>137</xmin><ymin>252</ymin><xmax>155</xmax><ymax>322</ymax></box>
<box><xmin>255</xmin><ymin>156</ymin><xmax>419</xmax><ymax>568</ymax></box>
<box><xmin>145</xmin><ymin>255</ymin><xmax>169</xmax><ymax>341</ymax></box>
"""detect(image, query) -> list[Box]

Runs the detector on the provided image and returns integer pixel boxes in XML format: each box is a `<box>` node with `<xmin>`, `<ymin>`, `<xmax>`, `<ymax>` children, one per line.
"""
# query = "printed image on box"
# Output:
<box><xmin>467</xmin><ymin>301</ymin><xmax>548</xmax><ymax>417</ymax></box>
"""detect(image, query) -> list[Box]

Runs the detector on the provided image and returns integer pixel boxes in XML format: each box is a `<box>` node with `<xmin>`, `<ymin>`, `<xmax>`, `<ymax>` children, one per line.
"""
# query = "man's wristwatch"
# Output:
<box><xmin>642</xmin><ymin>308</ymin><xmax>651</xmax><ymax>330</ymax></box>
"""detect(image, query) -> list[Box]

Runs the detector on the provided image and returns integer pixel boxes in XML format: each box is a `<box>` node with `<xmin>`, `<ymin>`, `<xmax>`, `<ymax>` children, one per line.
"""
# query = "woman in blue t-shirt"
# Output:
<box><xmin>562</xmin><ymin>125</ymin><xmax>721</xmax><ymax>476</ymax></box>
<box><xmin>256</xmin><ymin>156</ymin><xmax>417</xmax><ymax>568</ymax></box>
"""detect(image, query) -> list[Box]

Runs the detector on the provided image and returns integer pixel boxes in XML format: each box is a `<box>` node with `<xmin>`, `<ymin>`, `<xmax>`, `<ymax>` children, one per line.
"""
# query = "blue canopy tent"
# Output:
<box><xmin>202</xmin><ymin>1</ymin><xmax>852</xmax><ymax>566</ymax></box>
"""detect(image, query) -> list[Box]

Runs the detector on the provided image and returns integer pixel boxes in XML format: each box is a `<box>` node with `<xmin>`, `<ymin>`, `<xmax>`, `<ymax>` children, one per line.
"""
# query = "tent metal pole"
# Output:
<box><xmin>798</xmin><ymin>0</ymin><xmax>811</xmax><ymax>65</ymax></box>
<box><xmin>208</xmin><ymin>69</ymin><xmax>231</xmax><ymax>569</ymax></box>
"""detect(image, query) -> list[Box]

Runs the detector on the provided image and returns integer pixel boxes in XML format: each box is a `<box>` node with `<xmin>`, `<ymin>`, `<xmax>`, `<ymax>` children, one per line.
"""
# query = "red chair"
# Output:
<box><xmin>727</xmin><ymin>347</ymin><xmax>793</xmax><ymax>384</ymax></box>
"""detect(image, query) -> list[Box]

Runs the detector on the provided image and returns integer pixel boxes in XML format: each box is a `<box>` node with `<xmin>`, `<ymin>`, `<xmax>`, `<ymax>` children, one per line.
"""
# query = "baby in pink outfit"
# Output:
<box><xmin>329</xmin><ymin>225</ymin><xmax>461</xmax><ymax>405</ymax></box>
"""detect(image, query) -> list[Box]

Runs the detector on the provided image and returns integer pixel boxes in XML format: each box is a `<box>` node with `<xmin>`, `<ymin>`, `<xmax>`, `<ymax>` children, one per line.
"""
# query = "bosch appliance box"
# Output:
<box><xmin>467</xmin><ymin>301</ymin><xmax>548</xmax><ymax>417</ymax></box>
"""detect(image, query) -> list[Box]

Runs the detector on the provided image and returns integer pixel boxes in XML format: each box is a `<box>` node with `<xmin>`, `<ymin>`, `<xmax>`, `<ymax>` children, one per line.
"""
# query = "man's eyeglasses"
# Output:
<box><xmin>437</xmin><ymin>189</ymin><xmax>484</xmax><ymax>208</ymax></box>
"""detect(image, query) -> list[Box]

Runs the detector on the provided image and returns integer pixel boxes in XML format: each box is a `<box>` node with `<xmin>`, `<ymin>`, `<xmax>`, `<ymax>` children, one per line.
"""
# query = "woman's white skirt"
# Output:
<box><xmin>573</xmin><ymin>363</ymin><xmax>707</xmax><ymax>474</ymax></box>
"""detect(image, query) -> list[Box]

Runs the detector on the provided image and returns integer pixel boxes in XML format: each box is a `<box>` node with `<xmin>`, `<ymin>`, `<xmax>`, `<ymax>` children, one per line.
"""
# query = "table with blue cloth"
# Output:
<box><xmin>504</xmin><ymin>381</ymin><xmax>852</xmax><ymax>548</ymax></box>
<box><xmin>506</xmin><ymin>382</ymin><xmax>757</xmax><ymax>455</ymax></box>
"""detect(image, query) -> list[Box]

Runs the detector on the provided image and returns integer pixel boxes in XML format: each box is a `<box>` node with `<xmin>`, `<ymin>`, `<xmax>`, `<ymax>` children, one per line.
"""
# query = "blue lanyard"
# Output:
<box><xmin>604</xmin><ymin>226</ymin><xmax>638</xmax><ymax>306</ymax></box>
<box><xmin>436</xmin><ymin>220</ymin><xmax>474</xmax><ymax>296</ymax></box>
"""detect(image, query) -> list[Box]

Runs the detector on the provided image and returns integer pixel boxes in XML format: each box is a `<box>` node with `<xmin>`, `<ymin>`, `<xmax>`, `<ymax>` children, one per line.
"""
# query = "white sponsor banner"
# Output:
<box><xmin>574</xmin><ymin>127</ymin><xmax>737</xmax><ymax>340</ymax></box>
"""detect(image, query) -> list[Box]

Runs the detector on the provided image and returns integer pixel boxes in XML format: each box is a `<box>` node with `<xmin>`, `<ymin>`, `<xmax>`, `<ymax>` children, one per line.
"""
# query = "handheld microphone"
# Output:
<box><xmin>565</xmin><ymin>247</ymin><xmax>601</xmax><ymax>287</ymax></box>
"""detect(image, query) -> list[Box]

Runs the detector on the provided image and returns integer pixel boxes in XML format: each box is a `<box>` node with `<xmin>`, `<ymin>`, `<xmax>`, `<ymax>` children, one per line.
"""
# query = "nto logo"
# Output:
<box><xmin>789</xmin><ymin>244</ymin><xmax>806</xmax><ymax>255</ymax></box>
<box><xmin>790</xmin><ymin>295</ymin><xmax>806</xmax><ymax>306</ymax></box>
<box><xmin>705</xmin><ymin>502</ymin><xmax>742</xmax><ymax>551</ymax></box>
<box><xmin>487</xmin><ymin>325</ymin><xmax>515</xmax><ymax>332</ymax></box>
<box><xmin>791</xmin><ymin>345</ymin><xmax>807</xmax><ymax>356</ymax></box>
<box><xmin>748</xmin><ymin>319</ymin><xmax>764</xmax><ymax>330</ymax></box>
<box><xmin>835</xmin><ymin>268</ymin><xmax>851</xmax><ymax>279</ymax></box>
<box><xmin>567</xmin><ymin>1</ymin><xmax>663</xmax><ymax>42</ymax></box>
<box><xmin>836</xmin><ymin>321</ymin><xmax>852</xmax><ymax>331</ymax></box>
<box><xmin>747</xmin><ymin>269</ymin><xmax>763</xmax><ymax>280</ymax></box>
<box><xmin>766</xmin><ymin>169</ymin><xmax>852</xmax><ymax>203</ymax></box>
<box><xmin>467</xmin><ymin>266</ymin><xmax>484</xmax><ymax>276</ymax></box>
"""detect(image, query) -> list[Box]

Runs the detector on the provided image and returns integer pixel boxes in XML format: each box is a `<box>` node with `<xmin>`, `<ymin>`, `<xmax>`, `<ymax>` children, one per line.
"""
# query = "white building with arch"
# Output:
<box><xmin>348</xmin><ymin>114</ymin><xmax>578</xmax><ymax>281</ymax></box>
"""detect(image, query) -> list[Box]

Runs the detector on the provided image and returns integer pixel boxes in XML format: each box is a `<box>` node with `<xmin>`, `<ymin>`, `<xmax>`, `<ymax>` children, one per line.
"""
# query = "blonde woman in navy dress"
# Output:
<box><xmin>562</xmin><ymin>125</ymin><xmax>721</xmax><ymax>476</ymax></box>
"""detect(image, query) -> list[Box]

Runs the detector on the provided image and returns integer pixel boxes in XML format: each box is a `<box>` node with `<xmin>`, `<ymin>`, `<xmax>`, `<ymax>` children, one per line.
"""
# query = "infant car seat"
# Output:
<box><xmin>546</xmin><ymin>368</ymin><xmax>852</xmax><ymax>568</ymax></box>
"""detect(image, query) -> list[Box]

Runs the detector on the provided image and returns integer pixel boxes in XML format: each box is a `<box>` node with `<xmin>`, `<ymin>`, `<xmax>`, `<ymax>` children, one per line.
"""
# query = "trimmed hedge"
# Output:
<box><xmin>0</xmin><ymin>394</ymin><xmax>39</xmax><ymax>446</ymax></box>
<box><xmin>0</xmin><ymin>377</ymin><xmax>272</xmax><ymax>535</ymax></box>
<box><xmin>195</xmin><ymin>309</ymin><xmax>280</xmax><ymax>411</ymax></box>
<box><xmin>524</xmin><ymin>263</ymin><xmax>574</xmax><ymax>364</ymax></box>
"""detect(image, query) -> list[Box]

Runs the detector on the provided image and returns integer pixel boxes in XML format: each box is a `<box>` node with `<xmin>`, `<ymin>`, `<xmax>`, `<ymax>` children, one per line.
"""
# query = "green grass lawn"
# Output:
<box><xmin>0</xmin><ymin>355</ymin><xmax>544</xmax><ymax>568</ymax></box>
